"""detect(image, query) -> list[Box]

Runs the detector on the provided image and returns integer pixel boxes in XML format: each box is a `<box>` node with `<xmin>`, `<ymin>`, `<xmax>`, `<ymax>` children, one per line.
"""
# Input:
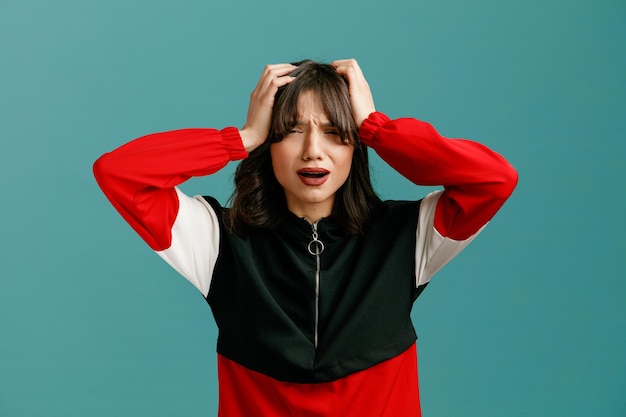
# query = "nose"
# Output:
<box><xmin>302</xmin><ymin>130</ymin><xmax>324</xmax><ymax>161</ymax></box>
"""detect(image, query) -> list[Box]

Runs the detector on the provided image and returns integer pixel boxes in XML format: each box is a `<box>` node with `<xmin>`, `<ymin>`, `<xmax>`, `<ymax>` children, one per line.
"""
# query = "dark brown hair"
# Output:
<box><xmin>225</xmin><ymin>60</ymin><xmax>383</xmax><ymax>235</ymax></box>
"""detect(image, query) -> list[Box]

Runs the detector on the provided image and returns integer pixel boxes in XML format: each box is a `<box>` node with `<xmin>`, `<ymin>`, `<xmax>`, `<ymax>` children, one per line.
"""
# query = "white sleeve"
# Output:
<box><xmin>414</xmin><ymin>190</ymin><xmax>486</xmax><ymax>287</ymax></box>
<box><xmin>155</xmin><ymin>187</ymin><xmax>220</xmax><ymax>297</ymax></box>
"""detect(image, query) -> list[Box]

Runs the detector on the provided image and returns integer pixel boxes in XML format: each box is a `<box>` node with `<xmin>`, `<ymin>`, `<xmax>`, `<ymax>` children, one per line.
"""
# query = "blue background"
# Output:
<box><xmin>1</xmin><ymin>0</ymin><xmax>624</xmax><ymax>416</ymax></box>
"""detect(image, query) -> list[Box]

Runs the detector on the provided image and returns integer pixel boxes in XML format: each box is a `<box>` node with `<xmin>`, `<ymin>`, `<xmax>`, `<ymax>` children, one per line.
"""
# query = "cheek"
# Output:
<box><xmin>337</xmin><ymin>148</ymin><xmax>355</xmax><ymax>177</ymax></box>
<box><xmin>270</xmin><ymin>145</ymin><xmax>289</xmax><ymax>183</ymax></box>
<box><xmin>270</xmin><ymin>141</ymin><xmax>293</xmax><ymax>163</ymax></box>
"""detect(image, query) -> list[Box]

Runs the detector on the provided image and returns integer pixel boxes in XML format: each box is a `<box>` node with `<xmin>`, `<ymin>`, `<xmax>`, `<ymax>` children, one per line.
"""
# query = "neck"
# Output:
<box><xmin>284</xmin><ymin>194</ymin><xmax>335</xmax><ymax>224</ymax></box>
<box><xmin>287</xmin><ymin>205</ymin><xmax>332</xmax><ymax>225</ymax></box>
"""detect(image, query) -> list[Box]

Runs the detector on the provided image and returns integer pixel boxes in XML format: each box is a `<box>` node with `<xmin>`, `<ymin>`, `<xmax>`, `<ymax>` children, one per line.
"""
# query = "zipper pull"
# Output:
<box><xmin>307</xmin><ymin>222</ymin><xmax>325</xmax><ymax>256</ymax></box>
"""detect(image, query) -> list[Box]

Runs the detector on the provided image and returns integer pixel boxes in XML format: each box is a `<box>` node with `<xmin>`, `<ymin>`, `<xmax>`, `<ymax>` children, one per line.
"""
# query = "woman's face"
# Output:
<box><xmin>270</xmin><ymin>91</ymin><xmax>354</xmax><ymax>222</ymax></box>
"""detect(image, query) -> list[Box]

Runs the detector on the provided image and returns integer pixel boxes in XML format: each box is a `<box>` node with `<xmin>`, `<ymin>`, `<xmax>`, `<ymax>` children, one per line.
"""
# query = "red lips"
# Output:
<box><xmin>297</xmin><ymin>168</ymin><xmax>330</xmax><ymax>186</ymax></box>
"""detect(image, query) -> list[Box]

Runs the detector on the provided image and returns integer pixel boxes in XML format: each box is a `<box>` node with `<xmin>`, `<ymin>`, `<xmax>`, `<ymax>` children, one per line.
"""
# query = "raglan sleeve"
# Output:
<box><xmin>92</xmin><ymin>127</ymin><xmax>248</xmax><ymax>296</ymax></box>
<box><xmin>359</xmin><ymin>112</ymin><xmax>518</xmax><ymax>289</ymax></box>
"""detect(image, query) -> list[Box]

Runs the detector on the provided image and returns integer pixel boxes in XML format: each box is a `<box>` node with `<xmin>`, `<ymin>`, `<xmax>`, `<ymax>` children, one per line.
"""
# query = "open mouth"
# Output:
<box><xmin>298</xmin><ymin>168</ymin><xmax>330</xmax><ymax>177</ymax></box>
<box><xmin>297</xmin><ymin>168</ymin><xmax>330</xmax><ymax>185</ymax></box>
<box><xmin>299</xmin><ymin>171</ymin><xmax>328</xmax><ymax>178</ymax></box>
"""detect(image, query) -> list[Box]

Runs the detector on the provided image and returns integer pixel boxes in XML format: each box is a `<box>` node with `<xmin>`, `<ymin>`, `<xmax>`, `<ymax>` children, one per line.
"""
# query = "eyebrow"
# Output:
<box><xmin>294</xmin><ymin>121</ymin><xmax>336</xmax><ymax>127</ymax></box>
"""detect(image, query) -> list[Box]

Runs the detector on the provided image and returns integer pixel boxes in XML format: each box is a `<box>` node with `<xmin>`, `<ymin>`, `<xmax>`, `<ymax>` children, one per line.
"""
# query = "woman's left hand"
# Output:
<box><xmin>332</xmin><ymin>58</ymin><xmax>376</xmax><ymax>128</ymax></box>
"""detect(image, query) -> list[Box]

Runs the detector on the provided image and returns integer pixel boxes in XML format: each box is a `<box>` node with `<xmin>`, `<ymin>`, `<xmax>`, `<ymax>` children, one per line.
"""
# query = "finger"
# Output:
<box><xmin>256</xmin><ymin>64</ymin><xmax>297</xmax><ymax>93</ymax></box>
<box><xmin>251</xmin><ymin>64</ymin><xmax>296</xmax><ymax>91</ymax></box>
<box><xmin>331</xmin><ymin>58</ymin><xmax>363</xmax><ymax>76</ymax></box>
<box><xmin>256</xmin><ymin>74</ymin><xmax>295</xmax><ymax>98</ymax></box>
<box><xmin>269</xmin><ymin>74</ymin><xmax>296</xmax><ymax>90</ymax></box>
<box><xmin>261</xmin><ymin>63</ymin><xmax>297</xmax><ymax>81</ymax></box>
<box><xmin>331</xmin><ymin>58</ymin><xmax>357</xmax><ymax>67</ymax></box>
<box><xmin>335</xmin><ymin>58</ymin><xmax>372</xmax><ymax>89</ymax></box>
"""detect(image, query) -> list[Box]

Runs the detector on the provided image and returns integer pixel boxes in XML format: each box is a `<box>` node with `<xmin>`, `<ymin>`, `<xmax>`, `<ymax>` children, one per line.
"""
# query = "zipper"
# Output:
<box><xmin>307</xmin><ymin>221</ymin><xmax>325</xmax><ymax>349</ymax></box>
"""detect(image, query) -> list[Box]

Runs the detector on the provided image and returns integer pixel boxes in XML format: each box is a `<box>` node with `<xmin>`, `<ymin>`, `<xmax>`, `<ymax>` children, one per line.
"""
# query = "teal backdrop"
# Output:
<box><xmin>1</xmin><ymin>0</ymin><xmax>624</xmax><ymax>416</ymax></box>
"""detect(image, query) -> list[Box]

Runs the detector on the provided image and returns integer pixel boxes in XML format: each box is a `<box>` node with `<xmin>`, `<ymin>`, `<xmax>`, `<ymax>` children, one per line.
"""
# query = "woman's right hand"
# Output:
<box><xmin>240</xmin><ymin>64</ymin><xmax>296</xmax><ymax>152</ymax></box>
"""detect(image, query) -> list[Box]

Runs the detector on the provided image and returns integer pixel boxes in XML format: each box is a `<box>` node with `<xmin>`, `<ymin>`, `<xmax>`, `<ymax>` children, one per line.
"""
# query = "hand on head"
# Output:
<box><xmin>240</xmin><ymin>64</ymin><xmax>296</xmax><ymax>152</ymax></box>
<box><xmin>331</xmin><ymin>59</ymin><xmax>376</xmax><ymax>129</ymax></box>
<box><xmin>240</xmin><ymin>59</ymin><xmax>375</xmax><ymax>153</ymax></box>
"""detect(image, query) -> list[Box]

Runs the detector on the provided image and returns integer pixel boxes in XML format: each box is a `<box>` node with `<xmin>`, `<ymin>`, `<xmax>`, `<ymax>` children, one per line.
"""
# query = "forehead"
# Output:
<box><xmin>296</xmin><ymin>91</ymin><xmax>330</xmax><ymax>122</ymax></box>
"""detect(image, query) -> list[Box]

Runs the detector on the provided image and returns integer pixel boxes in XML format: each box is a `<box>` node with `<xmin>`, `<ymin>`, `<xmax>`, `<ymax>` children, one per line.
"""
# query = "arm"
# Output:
<box><xmin>333</xmin><ymin>59</ymin><xmax>517</xmax><ymax>288</ymax></box>
<box><xmin>93</xmin><ymin>128</ymin><xmax>246</xmax><ymax>296</ymax></box>
<box><xmin>333</xmin><ymin>58</ymin><xmax>516</xmax><ymax>239</ymax></box>
<box><xmin>93</xmin><ymin>64</ymin><xmax>296</xmax><ymax>295</ymax></box>
<box><xmin>93</xmin><ymin>127</ymin><xmax>247</xmax><ymax>251</ymax></box>
<box><xmin>93</xmin><ymin>63</ymin><xmax>296</xmax><ymax>250</ymax></box>
<box><xmin>360</xmin><ymin>112</ymin><xmax>517</xmax><ymax>289</ymax></box>
<box><xmin>359</xmin><ymin>112</ymin><xmax>518</xmax><ymax>241</ymax></box>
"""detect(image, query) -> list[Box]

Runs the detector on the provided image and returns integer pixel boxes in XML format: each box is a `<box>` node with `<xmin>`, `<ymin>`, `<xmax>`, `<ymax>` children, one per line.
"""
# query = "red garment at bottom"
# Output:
<box><xmin>217</xmin><ymin>343</ymin><xmax>421</xmax><ymax>417</ymax></box>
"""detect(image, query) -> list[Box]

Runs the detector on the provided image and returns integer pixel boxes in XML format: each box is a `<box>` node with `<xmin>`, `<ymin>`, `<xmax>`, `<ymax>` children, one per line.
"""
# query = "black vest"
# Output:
<box><xmin>205</xmin><ymin>197</ymin><xmax>424</xmax><ymax>383</ymax></box>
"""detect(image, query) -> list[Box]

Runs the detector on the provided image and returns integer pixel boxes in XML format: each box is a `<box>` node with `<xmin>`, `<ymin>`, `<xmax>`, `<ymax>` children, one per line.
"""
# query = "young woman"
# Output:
<box><xmin>93</xmin><ymin>59</ymin><xmax>517</xmax><ymax>416</ymax></box>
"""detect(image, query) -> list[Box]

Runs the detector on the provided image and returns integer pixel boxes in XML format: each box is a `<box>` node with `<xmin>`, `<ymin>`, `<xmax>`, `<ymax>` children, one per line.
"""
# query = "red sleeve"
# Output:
<box><xmin>359</xmin><ymin>112</ymin><xmax>518</xmax><ymax>240</ymax></box>
<box><xmin>93</xmin><ymin>127</ymin><xmax>247</xmax><ymax>251</ymax></box>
